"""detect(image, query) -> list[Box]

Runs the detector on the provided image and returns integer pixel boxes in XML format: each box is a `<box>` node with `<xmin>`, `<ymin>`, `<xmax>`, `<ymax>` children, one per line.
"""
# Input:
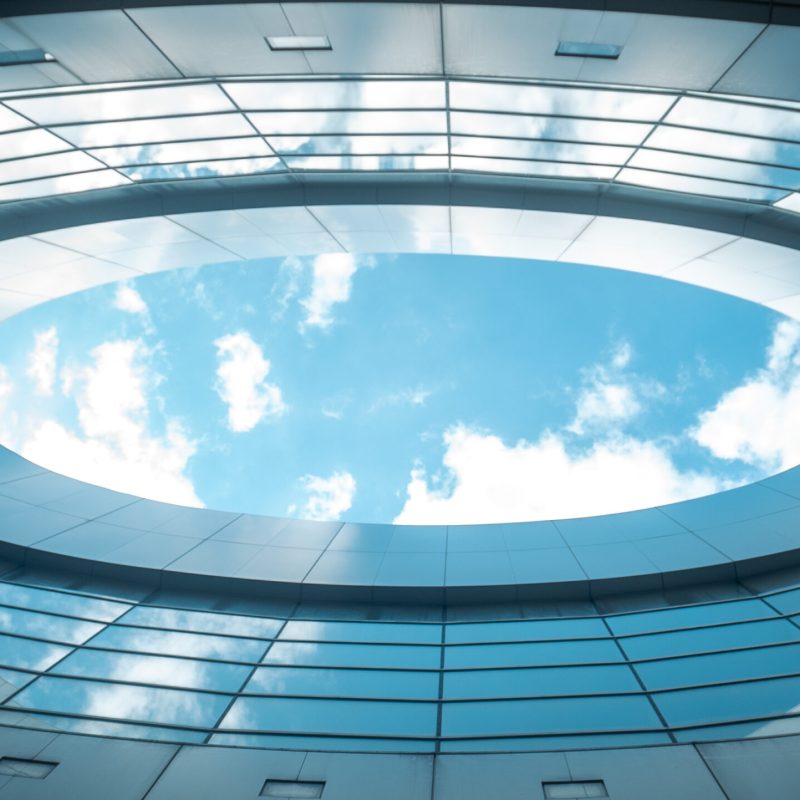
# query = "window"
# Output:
<box><xmin>0</xmin><ymin>757</ymin><xmax>58</xmax><ymax>779</ymax></box>
<box><xmin>543</xmin><ymin>780</ymin><xmax>608</xmax><ymax>799</ymax></box>
<box><xmin>261</xmin><ymin>780</ymin><xmax>325</xmax><ymax>798</ymax></box>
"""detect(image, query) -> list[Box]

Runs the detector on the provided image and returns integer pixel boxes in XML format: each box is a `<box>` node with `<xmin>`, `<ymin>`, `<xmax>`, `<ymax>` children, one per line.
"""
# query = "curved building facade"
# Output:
<box><xmin>0</xmin><ymin>1</ymin><xmax>799</xmax><ymax>797</ymax></box>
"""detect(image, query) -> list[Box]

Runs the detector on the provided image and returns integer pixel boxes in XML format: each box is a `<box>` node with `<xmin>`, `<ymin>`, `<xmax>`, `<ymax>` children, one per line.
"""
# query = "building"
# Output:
<box><xmin>0</xmin><ymin>1</ymin><xmax>799</xmax><ymax>797</ymax></box>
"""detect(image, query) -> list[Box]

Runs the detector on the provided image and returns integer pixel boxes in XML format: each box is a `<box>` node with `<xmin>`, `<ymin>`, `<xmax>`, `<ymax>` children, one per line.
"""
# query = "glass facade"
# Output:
<box><xmin>0</xmin><ymin>568</ymin><xmax>797</xmax><ymax>752</ymax></box>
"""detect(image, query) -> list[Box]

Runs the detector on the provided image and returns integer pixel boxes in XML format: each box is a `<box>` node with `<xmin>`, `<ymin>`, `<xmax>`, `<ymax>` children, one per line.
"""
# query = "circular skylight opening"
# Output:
<box><xmin>0</xmin><ymin>251</ymin><xmax>792</xmax><ymax>525</ymax></box>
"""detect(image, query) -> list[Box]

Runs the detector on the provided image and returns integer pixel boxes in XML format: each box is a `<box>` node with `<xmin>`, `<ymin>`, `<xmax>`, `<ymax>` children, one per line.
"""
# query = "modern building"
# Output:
<box><xmin>0</xmin><ymin>1</ymin><xmax>799</xmax><ymax>797</ymax></box>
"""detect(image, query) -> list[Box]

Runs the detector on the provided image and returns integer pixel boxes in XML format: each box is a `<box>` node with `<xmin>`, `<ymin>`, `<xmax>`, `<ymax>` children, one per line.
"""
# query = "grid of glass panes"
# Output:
<box><xmin>1</xmin><ymin>573</ymin><xmax>800</xmax><ymax>752</ymax></box>
<box><xmin>0</xmin><ymin>77</ymin><xmax>799</xmax><ymax>207</ymax></box>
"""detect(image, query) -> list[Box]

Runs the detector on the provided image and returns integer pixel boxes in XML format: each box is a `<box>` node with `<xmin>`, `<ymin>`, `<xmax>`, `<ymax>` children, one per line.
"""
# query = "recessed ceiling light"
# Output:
<box><xmin>0</xmin><ymin>49</ymin><xmax>55</xmax><ymax>67</ymax></box>
<box><xmin>266</xmin><ymin>35</ymin><xmax>331</xmax><ymax>51</ymax></box>
<box><xmin>556</xmin><ymin>41</ymin><xmax>622</xmax><ymax>59</ymax></box>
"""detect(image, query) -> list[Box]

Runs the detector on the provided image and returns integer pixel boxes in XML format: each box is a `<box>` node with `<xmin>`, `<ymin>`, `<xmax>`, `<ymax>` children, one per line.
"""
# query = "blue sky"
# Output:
<box><xmin>0</xmin><ymin>252</ymin><xmax>797</xmax><ymax>524</ymax></box>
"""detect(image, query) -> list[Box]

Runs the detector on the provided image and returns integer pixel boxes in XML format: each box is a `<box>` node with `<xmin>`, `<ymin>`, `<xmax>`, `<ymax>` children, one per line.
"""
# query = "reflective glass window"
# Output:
<box><xmin>0</xmin><ymin>128</ymin><xmax>70</xmax><ymax>159</ymax></box>
<box><xmin>267</xmin><ymin>134</ymin><xmax>447</xmax><ymax>155</ymax></box>
<box><xmin>55</xmin><ymin>113</ymin><xmax>253</xmax><ymax>147</ymax></box>
<box><xmin>444</xmin><ymin>664</ymin><xmax>640</xmax><ymax>698</ymax></box>
<box><xmin>673</xmin><ymin>717</ymin><xmax>800</xmax><ymax>742</ymax></box>
<box><xmin>248</xmin><ymin>111</ymin><xmax>447</xmax><ymax>135</ymax></box>
<box><xmin>11</xmin><ymin>676</ymin><xmax>229</xmax><ymax>727</ymax></box>
<box><xmin>90</xmin><ymin>137</ymin><xmax>272</xmax><ymax>166</ymax></box>
<box><xmin>90</xmin><ymin>626</ymin><xmax>266</xmax><ymax>661</ymax></box>
<box><xmin>636</xmin><ymin>643</ymin><xmax>800</xmax><ymax>690</ymax></box>
<box><xmin>766</xmin><ymin>588</ymin><xmax>800</xmax><ymax>615</ymax></box>
<box><xmin>0</xmin><ymin>606</ymin><xmax>104</xmax><ymax>645</ymax></box>
<box><xmin>446</xmin><ymin>617</ymin><xmax>608</xmax><ymax>644</ymax></box>
<box><xmin>0</xmin><ymin>151</ymin><xmax>106</xmax><ymax>185</ymax></box>
<box><xmin>616</xmin><ymin>168</ymin><xmax>784</xmax><ymax>202</ymax></box>
<box><xmin>51</xmin><ymin>649</ymin><xmax>250</xmax><ymax>692</ymax></box>
<box><xmin>452</xmin><ymin>156</ymin><xmax>616</xmax><ymax>179</ymax></box>
<box><xmin>607</xmin><ymin>599</ymin><xmax>776</xmax><ymax>636</ymax></box>
<box><xmin>122</xmin><ymin>157</ymin><xmax>283</xmax><ymax>180</ymax></box>
<box><xmin>219</xmin><ymin>696</ymin><xmax>437</xmax><ymax>737</ymax></box>
<box><xmin>119</xmin><ymin>606</ymin><xmax>281</xmax><ymax>638</ymax></box>
<box><xmin>263</xmin><ymin>641</ymin><xmax>440</xmax><ymax>669</ymax></box>
<box><xmin>246</xmin><ymin>666</ymin><xmax>439</xmax><ymax>699</ymax></box>
<box><xmin>666</xmin><ymin>97</ymin><xmax>800</xmax><ymax>140</ymax></box>
<box><xmin>209</xmin><ymin>731</ymin><xmax>435</xmax><ymax>752</ymax></box>
<box><xmin>655</xmin><ymin>675</ymin><xmax>800</xmax><ymax>727</ymax></box>
<box><xmin>224</xmin><ymin>80</ymin><xmax>445</xmax><ymax>110</ymax></box>
<box><xmin>451</xmin><ymin>136</ymin><xmax>633</xmax><ymax>165</ymax></box>
<box><xmin>450</xmin><ymin>111</ymin><xmax>652</xmax><ymax>145</ymax></box>
<box><xmin>0</xmin><ymin>583</ymin><xmax>131</xmax><ymax>622</ymax></box>
<box><xmin>449</xmin><ymin>82</ymin><xmax>673</xmax><ymax>121</ymax></box>
<box><xmin>280</xmin><ymin>620</ymin><xmax>441</xmax><ymax>644</ymax></box>
<box><xmin>284</xmin><ymin>154</ymin><xmax>448</xmax><ymax>171</ymax></box>
<box><xmin>619</xmin><ymin>618</ymin><xmax>800</xmax><ymax>660</ymax></box>
<box><xmin>646</xmin><ymin>126</ymin><xmax>799</xmax><ymax>167</ymax></box>
<box><xmin>7</xmin><ymin>84</ymin><xmax>234</xmax><ymax>125</ymax></box>
<box><xmin>0</xmin><ymin>171</ymin><xmax>130</xmax><ymax>202</ymax></box>
<box><xmin>439</xmin><ymin>732</ymin><xmax>671</xmax><ymax>752</ymax></box>
<box><xmin>441</xmin><ymin>695</ymin><xmax>662</xmax><ymax>736</ymax></box>
<box><xmin>0</xmin><ymin>633</ymin><xmax>72</xmax><ymax>671</ymax></box>
<box><xmin>629</xmin><ymin>149</ymin><xmax>800</xmax><ymax>190</ymax></box>
<box><xmin>444</xmin><ymin>639</ymin><xmax>622</xmax><ymax>669</ymax></box>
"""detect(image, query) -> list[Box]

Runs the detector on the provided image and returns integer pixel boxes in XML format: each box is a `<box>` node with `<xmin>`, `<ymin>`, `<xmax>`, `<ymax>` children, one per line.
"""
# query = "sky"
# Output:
<box><xmin>0</xmin><ymin>251</ymin><xmax>797</xmax><ymax>525</ymax></box>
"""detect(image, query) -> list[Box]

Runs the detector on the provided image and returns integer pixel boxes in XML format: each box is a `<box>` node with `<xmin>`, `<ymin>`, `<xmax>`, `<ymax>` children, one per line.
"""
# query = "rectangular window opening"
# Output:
<box><xmin>261</xmin><ymin>779</ymin><xmax>325</xmax><ymax>798</ymax></box>
<box><xmin>0</xmin><ymin>49</ymin><xmax>55</xmax><ymax>67</ymax></box>
<box><xmin>555</xmin><ymin>42</ymin><xmax>622</xmax><ymax>59</ymax></box>
<box><xmin>543</xmin><ymin>780</ymin><xmax>608</xmax><ymax>799</ymax></box>
<box><xmin>0</xmin><ymin>757</ymin><xmax>58</xmax><ymax>779</ymax></box>
<box><xmin>266</xmin><ymin>36</ymin><xmax>332</xmax><ymax>51</ymax></box>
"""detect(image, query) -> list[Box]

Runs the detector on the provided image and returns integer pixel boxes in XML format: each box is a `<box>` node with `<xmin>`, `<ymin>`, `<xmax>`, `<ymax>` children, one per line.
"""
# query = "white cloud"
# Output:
<box><xmin>114</xmin><ymin>284</ymin><xmax>148</xmax><ymax>315</ymax></box>
<box><xmin>394</xmin><ymin>424</ymin><xmax>721</xmax><ymax>524</ymax></box>
<box><xmin>300</xmin><ymin>253</ymin><xmax>358</xmax><ymax>330</ymax></box>
<box><xmin>692</xmin><ymin>319</ymin><xmax>800</xmax><ymax>472</ymax></box>
<box><xmin>297</xmin><ymin>471</ymin><xmax>356</xmax><ymax>520</ymax></box>
<box><xmin>214</xmin><ymin>331</ymin><xmax>286</xmax><ymax>432</ymax></box>
<box><xmin>369</xmin><ymin>385</ymin><xmax>432</xmax><ymax>413</ymax></box>
<box><xmin>26</xmin><ymin>327</ymin><xmax>59</xmax><ymax>397</ymax></box>
<box><xmin>18</xmin><ymin>339</ymin><xmax>200</xmax><ymax>506</ymax></box>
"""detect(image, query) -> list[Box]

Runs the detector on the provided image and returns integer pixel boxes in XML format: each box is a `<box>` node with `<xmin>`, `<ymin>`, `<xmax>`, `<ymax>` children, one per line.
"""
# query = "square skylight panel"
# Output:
<box><xmin>265</xmin><ymin>35</ymin><xmax>331</xmax><ymax>51</ymax></box>
<box><xmin>556</xmin><ymin>41</ymin><xmax>622</xmax><ymax>59</ymax></box>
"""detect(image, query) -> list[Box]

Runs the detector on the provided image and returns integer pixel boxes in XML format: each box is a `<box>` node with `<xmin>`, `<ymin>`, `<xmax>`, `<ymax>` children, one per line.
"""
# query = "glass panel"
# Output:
<box><xmin>210</xmin><ymin>731</ymin><xmax>435</xmax><ymax>752</ymax></box>
<box><xmin>0</xmin><ymin>151</ymin><xmax>106</xmax><ymax>184</ymax></box>
<box><xmin>451</xmin><ymin>136</ymin><xmax>633</xmax><ymax>165</ymax></box>
<box><xmin>666</xmin><ymin>97</ymin><xmax>800</xmax><ymax>140</ymax></box>
<box><xmin>263</xmin><ymin>641</ymin><xmax>440</xmax><ymax>669</ymax></box>
<box><xmin>10</xmin><ymin>675</ymin><xmax>229</xmax><ymax>727</ymax></box>
<box><xmin>449</xmin><ymin>82</ymin><xmax>673</xmax><ymax>121</ymax></box>
<box><xmin>267</xmin><ymin>134</ymin><xmax>447</xmax><ymax>155</ymax></box>
<box><xmin>444</xmin><ymin>639</ymin><xmax>622</xmax><ymax>669</ymax></box>
<box><xmin>0</xmin><ymin>105</ymin><xmax>29</xmax><ymax>133</ymax></box>
<box><xmin>248</xmin><ymin>111</ymin><xmax>447</xmax><ymax>135</ymax></box>
<box><xmin>55</xmin><ymin>113</ymin><xmax>253</xmax><ymax>147</ymax></box>
<box><xmin>0</xmin><ymin>171</ymin><xmax>130</xmax><ymax>202</ymax></box>
<box><xmin>673</xmin><ymin>716</ymin><xmax>800</xmax><ymax>742</ymax></box>
<box><xmin>446</xmin><ymin>617</ymin><xmax>609</xmax><ymax>644</ymax></box>
<box><xmin>440</xmin><ymin>695</ymin><xmax>662</xmax><ymax>735</ymax></box>
<box><xmin>51</xmin><ymin>649</ymin><xmax>250</xmax><ymax>691</ymax></box>
<box><xmin>450</xmin><ymin>111</ymin><xmax>651</xmax><ymax>145</ymax></box>
<box><xmin>616</xmin><ymin>168</ymin><xmax>783</xmax><ymax>202</ymax></box>
<box><xmin>121</xmin><ymin>157</ymin><xmax>283</xmax><ymax>180</ymax></box>
<box><xmin>0</xmin><ymin>606</ymin><xmax>103</xmax><ymax>645</ymax></box>
<box><xmin>90</xmin><ymin>137</ymin><xmax>272</xmax><ymax>166</ymax></box>
<box><xmin>619</xmin><ymin>619</ymin><xmax>800</xmax><ymax>660</ymax></box>
<box><xmin>245</xmin><ymin>666</ymin><xmax>439</xmax><ymax>699</ymax></box>
<box><xmin>607</xmin><ymin>599</ymin><xmax>776</xmax><ymax>636</ymax></box>
<box><xmin>280</xmin><ymin>620</ymin><xmax>441</xmax><ymax>644</ymax></box>
<box><xmin>89</xmin><ymin>626</ymin><xmax>267</xmax><ymax>661</ymax></box>
<box><xmin>219</xmin><ymin>696</ymin><xmax>437</xmax><ymax>737</ymax></box>
<box><xmin>223</xmin><ymin>80</ymin><xmax>445</xmax><ymax>110</ymax></box>
<box><xmin>0</xmin><ymin>633</ymin><xmax>72</xmax><ymax>671</ymax></box>
<box><xmin>0</xmin><ymin>583</ymin><xmax>131</xmax><ymax>622</ymax></box>
<box><xmin>7</xmin><ymin>84</ymin><xmax>234</xmax><ymax>125</ymax></box>
<box><xmin>439</xmin><ymin>732</ymin><xmax>671</xmax><ymax>752</ymax></box>
<box><xmin>630</xmin><ymin>149</ymin><xmax>800</xmax><ymax>190</ymax></box>
<box><xmin>765</xmin><ymin>588</ymin><xmax>800</xmax><ymax>615</ymax></box>
<box><xmin>636</xmin><ymin>643</ymin><xmax>800</xmax><ymax>690</ymax></box>
<box><xmin>0</xmin><ymin>128</ymin><xmax>71</xmax><ymax>159</ymax></box>
<box><xmin>444</xmin><ymin>664</ymin><xmax>640</xmax><ymax>698</ymax></box>
<box><xmin>120</xmin><ymin>606</ymin><xmax>281</xmax><ymax>638</ymax></box>
<box><xmin>452</xmin><ymin>155</ymin><xmax>617</xmax><ymax>179</ymax></box>
<box><xmin>655</xmin><ymin>675</ymin><xmax>800</xmax><ymax>727</ymax></box>
<box><xmin>647</xmin><ymin>126</ymin><xmax>799</xmax><ymax>166</ymax></box>
<box><xmin>285</xmin><ymin>155</ymin><xmax>448</xmax><ymax>171</ymax></box>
